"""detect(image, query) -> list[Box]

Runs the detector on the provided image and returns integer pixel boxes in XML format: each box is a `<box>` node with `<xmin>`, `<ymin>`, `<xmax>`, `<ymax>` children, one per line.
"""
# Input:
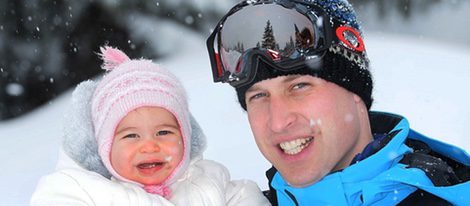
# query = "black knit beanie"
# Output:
<box><xmin>235</xmin><ymin>0</ymin><xmax>373</xmax><ymax>111</ymax></box>
<box><xmin>236</xmin><ymin>50</ymin><xmax>373</xmax><ymax>110</ymax></box>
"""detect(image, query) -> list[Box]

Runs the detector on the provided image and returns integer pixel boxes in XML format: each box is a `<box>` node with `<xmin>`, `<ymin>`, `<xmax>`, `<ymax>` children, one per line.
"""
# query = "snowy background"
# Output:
<box><xmin>1</xmin><ymin>1</ymin><xmax>470</xmax><ymax>206</ymax></box>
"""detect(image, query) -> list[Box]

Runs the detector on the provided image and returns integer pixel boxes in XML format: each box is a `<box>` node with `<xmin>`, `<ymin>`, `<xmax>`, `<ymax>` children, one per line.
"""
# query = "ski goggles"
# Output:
<box><xmin>207</xmin><ymin>0</ymin><xmax>365</xmax><ymax>88</ymax></box>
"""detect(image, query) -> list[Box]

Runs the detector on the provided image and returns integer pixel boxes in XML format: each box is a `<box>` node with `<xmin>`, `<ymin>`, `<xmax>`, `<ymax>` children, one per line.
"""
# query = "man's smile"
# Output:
<box><xmin>279</xmin><ymin>137</ymin><xmax>314</xmax><ymax>155</ymax></box>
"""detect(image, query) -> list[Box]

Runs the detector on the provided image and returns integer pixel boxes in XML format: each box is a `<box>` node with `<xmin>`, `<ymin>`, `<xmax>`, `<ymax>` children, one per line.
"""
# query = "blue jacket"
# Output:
<box><xmin>269</xmin><ymin>112</ymin><xmax>470</xmax><ymax>206</ymax></box>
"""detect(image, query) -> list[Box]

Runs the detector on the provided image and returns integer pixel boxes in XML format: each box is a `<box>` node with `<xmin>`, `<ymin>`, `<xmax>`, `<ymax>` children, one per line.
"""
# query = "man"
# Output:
<box><xmin>206</xmin><ymin>0</ymin><xmax>470</xmax><ymax>205</ymax></box>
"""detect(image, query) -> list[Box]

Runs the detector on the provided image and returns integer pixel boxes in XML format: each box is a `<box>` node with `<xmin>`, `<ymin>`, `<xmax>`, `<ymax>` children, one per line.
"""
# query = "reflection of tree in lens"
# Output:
<box><xmin>233</xmin><ymin>42</ymin><xmax>245</xmax><ymax>53</ymax></box>
<box><xmin>261</xmin><ymin>20</ymin><xmax>279</xmax><ymax>51</ymax></box>
<box><xmin>281</xmin><ymin>37</ymin><xmax>296</xmax><ymax>57</ymax></box>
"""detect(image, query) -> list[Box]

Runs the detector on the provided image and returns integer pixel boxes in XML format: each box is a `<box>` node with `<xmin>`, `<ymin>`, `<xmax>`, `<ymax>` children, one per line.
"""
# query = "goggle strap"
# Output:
<box><xmin>206</xmin><ymin>28</ymin><xmax>223</xmax><ymax>82</ymax></box>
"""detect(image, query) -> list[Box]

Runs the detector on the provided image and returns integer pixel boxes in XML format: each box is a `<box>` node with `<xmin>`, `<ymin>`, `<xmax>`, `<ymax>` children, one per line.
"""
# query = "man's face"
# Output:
<box><xmin>245</xmin><ymin>75</ymin><xmax>370</xmax><ymax>187</ymax></box>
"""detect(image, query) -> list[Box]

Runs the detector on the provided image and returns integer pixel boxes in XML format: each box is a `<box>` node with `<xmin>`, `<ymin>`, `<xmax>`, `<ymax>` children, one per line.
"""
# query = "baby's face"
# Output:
<box><xmin>111</xmin><ymin>106</ymin><xmax>184</xmax><ymax>185</ymax></box>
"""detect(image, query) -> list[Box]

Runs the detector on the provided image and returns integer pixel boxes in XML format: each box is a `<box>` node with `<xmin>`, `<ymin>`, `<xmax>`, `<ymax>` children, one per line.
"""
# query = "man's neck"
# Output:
<box><xmin>333</xmin><ymin>108</ymin><xmax>373</xmax><ymax>171</ymax></box>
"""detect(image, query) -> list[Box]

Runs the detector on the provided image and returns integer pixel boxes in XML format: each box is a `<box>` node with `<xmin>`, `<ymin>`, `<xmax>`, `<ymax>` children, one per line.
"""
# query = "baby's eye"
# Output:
<box><xmin>123</xmin><ymin>134</ymin><xmax>138</xmax><ymax>139</ymax></box>
<box><xmin>156</xmin><ymin>130</ymin><xmax>172</xmax><ymax>136</ymax></box>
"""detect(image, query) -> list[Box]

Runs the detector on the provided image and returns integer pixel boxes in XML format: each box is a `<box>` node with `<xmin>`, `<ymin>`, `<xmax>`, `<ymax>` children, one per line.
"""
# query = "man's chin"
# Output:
<box><xmin>280</xmin><ymin>171</ymin><xmax>322</xmax><ymax>188</ymax></box>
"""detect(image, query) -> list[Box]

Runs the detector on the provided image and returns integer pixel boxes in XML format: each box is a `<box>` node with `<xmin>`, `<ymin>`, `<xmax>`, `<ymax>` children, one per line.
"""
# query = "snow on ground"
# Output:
<box><xmin>0</xmin><ymin>27</ymin><xmax>469</xmax><ymax>205</ymax></box>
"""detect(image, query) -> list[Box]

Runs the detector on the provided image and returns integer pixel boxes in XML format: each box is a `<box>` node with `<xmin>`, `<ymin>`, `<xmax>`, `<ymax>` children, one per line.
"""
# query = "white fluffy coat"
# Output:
<box><xmin>31</xmin><ymin>157</ymin><xmax>270</xmax><ymax>206</ymax></box>
<box><xmin>30</xmin><ymin>80</ymin><xmax>270</xmax><ymax>206</ymax></box>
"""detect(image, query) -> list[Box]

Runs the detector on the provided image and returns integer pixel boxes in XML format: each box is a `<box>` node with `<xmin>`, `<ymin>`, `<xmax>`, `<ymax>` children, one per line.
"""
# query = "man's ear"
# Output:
<box><xmin>352</xmin><ymin>93</ymin><xmax>368</xmax><ymax>113</ymax></box>
<box><xmin>353</xmin><ymin>93</ymin><xmax>362</xmax><ymax>103</ymax></box>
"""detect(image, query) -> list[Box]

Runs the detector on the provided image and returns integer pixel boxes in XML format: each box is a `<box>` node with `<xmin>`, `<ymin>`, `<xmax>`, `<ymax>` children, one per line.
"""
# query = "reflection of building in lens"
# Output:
<box><xmin>294</xmin><ymin>24</ymin><xmax>314</xmax><ymax>50</ymax></box>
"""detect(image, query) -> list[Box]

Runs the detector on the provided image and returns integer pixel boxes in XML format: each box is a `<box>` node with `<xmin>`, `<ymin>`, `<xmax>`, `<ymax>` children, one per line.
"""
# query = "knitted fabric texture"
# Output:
<box><xmin>91</xmin><ymin>46</ymin><xmax>191</xmax><ymax>198</ymax></box>
<box><xmin>235</xmin><ymin>0</ymin><xmax>373</xmax><ymax>110</ymax></box>
<box><xmin>61</xmin><ymin>81</ymin><xmax>207</xmax><ymax>180</ymax></box>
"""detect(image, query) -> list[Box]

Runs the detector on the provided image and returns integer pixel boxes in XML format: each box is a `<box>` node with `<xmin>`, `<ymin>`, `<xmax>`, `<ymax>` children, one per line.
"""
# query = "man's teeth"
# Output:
<box><xmin>279</xmin><ymin>137</ymin><xmax>313</xmax><ymax>155</ymax></box>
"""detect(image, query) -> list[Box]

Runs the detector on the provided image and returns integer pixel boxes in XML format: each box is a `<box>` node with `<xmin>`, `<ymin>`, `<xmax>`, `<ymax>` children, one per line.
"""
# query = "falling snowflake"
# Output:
<box><xmin>6</xmin><ymin>83</ymin><xmax>25</xmax><ymax>96</ymax></box>
<box><xmin>185</xmin><ymin>16</ymin><xmax>194</xmax><ymax>25</ymax></box>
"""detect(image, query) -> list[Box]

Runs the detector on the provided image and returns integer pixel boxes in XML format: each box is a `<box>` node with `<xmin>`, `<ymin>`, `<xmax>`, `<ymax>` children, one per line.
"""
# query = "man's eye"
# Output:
<box><xmin>292</xmin><ymin>82</ymin><xmax>309</xmax><ymax>90</ymax></box>
<box><xmin>156</xmin><ymin>130</ymin><xmax>172</xmax><ymax>136</ymax></box>
<box><xmin>248</xmin><ymin>92</ymin><xmax>267</xmax><ymax>102</ymax></box>
<box><xmin>123</xmin><ymin>134</ymin><xmax>138</xmax><ymax>139</ymax></box>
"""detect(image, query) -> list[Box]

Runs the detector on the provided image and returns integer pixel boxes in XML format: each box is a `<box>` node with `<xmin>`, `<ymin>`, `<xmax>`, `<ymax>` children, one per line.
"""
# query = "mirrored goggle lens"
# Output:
<box><xmin>217</xmin><ymin>3</ymin><xmax>323</xmax><ymax>77</ymax></box>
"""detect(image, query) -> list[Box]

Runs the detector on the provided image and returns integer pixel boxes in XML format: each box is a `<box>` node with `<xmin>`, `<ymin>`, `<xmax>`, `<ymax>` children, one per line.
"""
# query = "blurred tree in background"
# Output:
<box><xmin>0</xmin><ymin>0</ymin><xmax>227</xmax><ymax>121</ymax></box>
<box><xmin>350</xmin><ymin>0</ymin><xmax>442</xmax><ymax>19</ymax></box>
<box><xmin>1</xmin><ymin>0</ymin><xmax>145</xmax><ymax>120</ymax></box>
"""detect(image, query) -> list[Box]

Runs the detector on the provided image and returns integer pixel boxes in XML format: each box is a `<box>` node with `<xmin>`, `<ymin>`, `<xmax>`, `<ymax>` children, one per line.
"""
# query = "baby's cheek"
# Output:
<box><xmin>169</xmin><ymin>145</ymin><xmax>181</xmax><ymax>154</ymax></box>
<box><xmin>160</xmin><ymin>137</ymin><xmax>182</xmax><ymax>151</ymax></box>
<box><xmin>165</xmin><ymin>156</ymin><xmax>173</xmax><ymax>162</ymax></box>
<box><xmin>166</xmin><ymin>140</ymin><xmax>184</xmax><ymax>161</ymax></box>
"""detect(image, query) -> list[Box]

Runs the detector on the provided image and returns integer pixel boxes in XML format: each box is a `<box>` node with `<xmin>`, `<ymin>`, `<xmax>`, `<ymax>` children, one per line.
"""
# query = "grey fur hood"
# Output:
<box><xmin>62</xmin><ymin>80</ymin><xmax>207</xmax><ymax>178</ymax></box>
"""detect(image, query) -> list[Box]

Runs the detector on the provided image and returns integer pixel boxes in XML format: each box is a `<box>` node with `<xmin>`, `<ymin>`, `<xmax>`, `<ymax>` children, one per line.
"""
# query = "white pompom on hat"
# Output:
<box><xmin>91</xmin><ymin>46</ymin><xmax>191</xmax><ymax>198</ymax></box>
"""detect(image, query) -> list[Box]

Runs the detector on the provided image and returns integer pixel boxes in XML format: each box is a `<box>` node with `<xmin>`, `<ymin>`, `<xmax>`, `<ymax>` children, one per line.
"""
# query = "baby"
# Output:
<box><xmin>31</xmin><ymin>46</ymin><xmax>270</xmax><ymax>206</ymax></box>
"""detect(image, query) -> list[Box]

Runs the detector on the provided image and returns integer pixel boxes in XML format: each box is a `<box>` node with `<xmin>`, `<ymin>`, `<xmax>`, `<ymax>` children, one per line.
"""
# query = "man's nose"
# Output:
<box><xmin>268</xmin><ymin>95</ymin><xmax>296</xmax><ymax>133</ymax></box>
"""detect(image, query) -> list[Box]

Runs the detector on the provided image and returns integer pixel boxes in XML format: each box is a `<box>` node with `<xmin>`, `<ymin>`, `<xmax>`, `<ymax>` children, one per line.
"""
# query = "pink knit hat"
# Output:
<box><xmin>91</xmin><ymin>46</ymin><xmax>191</xmax><ymax>198</ymax></box>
